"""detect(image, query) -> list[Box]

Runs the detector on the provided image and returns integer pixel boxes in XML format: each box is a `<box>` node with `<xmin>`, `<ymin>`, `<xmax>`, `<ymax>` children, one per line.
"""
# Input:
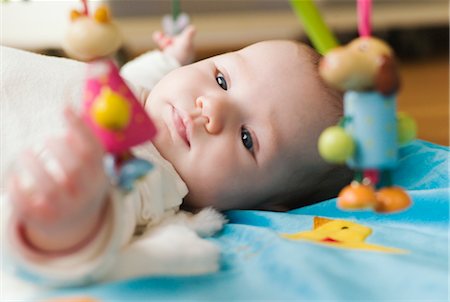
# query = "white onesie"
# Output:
<box><xmin>5</xmin><ymin>140</ymin><xmax>189</xmax><ymax>286</ymax></box>
<box><xmin>1</xmin><ymin>47</ymin><xmax>224</xmax><ymax>293</ymax></box>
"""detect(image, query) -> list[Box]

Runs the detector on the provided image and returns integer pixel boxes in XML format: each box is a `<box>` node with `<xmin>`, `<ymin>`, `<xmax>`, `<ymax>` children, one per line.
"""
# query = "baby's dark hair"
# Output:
<box><xmin>305</xmin><ymin>44</ymin><xmax>344</xmax><ymax>115</ymax></box>
<box><xmin>218</xmin><ymin>42</ymin><xmax>353</xmax><ymax>211</ymax></box>
<box><xmin>264</xmin><ymin>44</ymin><xmax>353</xmax><ymax>210</ymax></box>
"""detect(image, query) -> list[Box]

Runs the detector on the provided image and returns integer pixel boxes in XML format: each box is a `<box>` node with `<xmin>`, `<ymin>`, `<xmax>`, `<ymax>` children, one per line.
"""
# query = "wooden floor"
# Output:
<box><xmin>397</xmin><ymin>56</ymin><xmax>449</xmax><ymax>146</ymax></box>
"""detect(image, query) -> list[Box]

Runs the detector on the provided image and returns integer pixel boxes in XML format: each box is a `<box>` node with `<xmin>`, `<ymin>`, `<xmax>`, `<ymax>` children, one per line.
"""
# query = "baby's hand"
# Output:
<box><xmin>153</xmin><ymin>25</ymin><xmax>196</xmax><ymax>66</ymax></box>
<box><xmin>7</xmin><ymin>107</ymin><xmax>109</xmax><ymax>252</ymax></box>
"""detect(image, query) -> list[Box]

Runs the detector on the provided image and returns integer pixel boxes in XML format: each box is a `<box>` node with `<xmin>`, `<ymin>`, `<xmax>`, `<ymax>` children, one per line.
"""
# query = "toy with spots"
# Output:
<box><xmin>63</xmin><ymin>0</ymin><xmax>157</xmax><ymax>190</ymax></box>
<box><xmin>317</xmin><ymin>0</ymin><xmax>416</xmax><ymax>213</ymax></box>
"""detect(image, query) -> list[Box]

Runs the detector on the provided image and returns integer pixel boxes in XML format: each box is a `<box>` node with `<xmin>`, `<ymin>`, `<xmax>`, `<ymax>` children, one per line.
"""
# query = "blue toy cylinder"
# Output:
<box><xmin>344</xmin><ymin>91</ymin><xmax>398</xmax><ymax>169</ymax></box>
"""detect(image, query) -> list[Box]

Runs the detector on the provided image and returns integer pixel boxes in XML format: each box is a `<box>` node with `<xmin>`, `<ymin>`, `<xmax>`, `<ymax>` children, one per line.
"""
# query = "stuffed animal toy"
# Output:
<box><xmin>318</xmin><ymin>36</ymin><xmax>416</xmax><ymax>213</ymax></box>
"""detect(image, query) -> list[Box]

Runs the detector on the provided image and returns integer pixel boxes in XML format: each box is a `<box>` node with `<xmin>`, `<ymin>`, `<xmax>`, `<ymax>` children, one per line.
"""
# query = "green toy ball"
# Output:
<box><xmin>397</xmin><ymin>112</ymin><xmax>417</xmax><ymax>145</ymax></box>
<box><xmin>318</xmin><ymin>126</ymin><xmax>355</xmax><ymax>164</ymax></box>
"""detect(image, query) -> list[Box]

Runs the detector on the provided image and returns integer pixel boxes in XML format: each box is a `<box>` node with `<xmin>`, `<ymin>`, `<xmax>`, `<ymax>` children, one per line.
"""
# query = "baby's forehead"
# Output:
<box><xmin>211</xmin><ymin>40</ymin><xmax>314</xmax><ymax>66</ymax></box>
<box><xmin>247</xmin><ymin>43</ymin><xmax>316</xmax><ymax>81</ymax></box>
<box><xmin>240</xmin><ymin>40</ymin><xmax>317</xmax><ymax>63</ymax></box>
<box><xmin>211</xmin><ymin>43</ymin><xmax>314</xmax><ymax>86</ymax></box>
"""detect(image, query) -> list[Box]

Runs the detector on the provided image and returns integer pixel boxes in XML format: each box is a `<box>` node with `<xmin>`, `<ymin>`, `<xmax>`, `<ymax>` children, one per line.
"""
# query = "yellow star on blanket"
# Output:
<box><xmin>282</xmin><ymin>217</ymin><xmax>406</xmax><ymax>253</ymax></box>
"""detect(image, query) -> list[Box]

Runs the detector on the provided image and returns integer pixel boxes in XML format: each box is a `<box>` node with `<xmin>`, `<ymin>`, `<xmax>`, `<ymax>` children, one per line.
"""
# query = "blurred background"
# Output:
<box><xmin>1</xmin><ymin>0</ymin><xmax>448</xmax><ymax>145</ymax></box>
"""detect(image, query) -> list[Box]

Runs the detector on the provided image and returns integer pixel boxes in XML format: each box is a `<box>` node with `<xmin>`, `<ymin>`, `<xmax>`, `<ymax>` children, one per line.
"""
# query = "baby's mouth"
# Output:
<box><xmin>171</xmin><ymin>106</ymin><xmax>191</xmax><ymax>147</ymax></box>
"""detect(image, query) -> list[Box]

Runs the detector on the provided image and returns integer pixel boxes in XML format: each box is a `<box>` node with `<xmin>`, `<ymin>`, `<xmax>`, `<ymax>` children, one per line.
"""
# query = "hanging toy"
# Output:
<box><xmin>289</xmin><ymin>0</ymin><xmax>339</xmax><ymax>55</ymax></box>
<box><xmin>62</xmin><ymin>0</ymin><xmax>157</xmax><ymax>191</ymax></box>
<box><xmin>63</xmin><ymin>1</ymin><xmax>122</xmax><ymax>62</ymax></box>
<box><xmin>317</xmin><ymin>0</ymin><xmax>417</xmax><ymax>213</ymax></box>
<box><xmin>162</xmin><ymin>0</ymin><xmax>190</xmax><ymax>36</ymax></box>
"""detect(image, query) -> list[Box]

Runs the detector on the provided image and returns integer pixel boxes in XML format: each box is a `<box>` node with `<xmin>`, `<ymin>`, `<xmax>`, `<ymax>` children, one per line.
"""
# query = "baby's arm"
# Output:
<box><xmin>120</xmin><ymin>25</ymin><xmax>196</xmax><ymax>92</ymax></box>
<box><xmin>7</xmin><ymin>107</ymin><xmax>109</xmax><ymax>253</ymax></box>
<box><xmin>153</xmin><ymin>25</ymin><xmax>196</xmax><ymax>66</ymax></box>
<box><xmin>4</xmin><ymin>107</ymin><xmax>199</xmax><ymax>285</ymax></box>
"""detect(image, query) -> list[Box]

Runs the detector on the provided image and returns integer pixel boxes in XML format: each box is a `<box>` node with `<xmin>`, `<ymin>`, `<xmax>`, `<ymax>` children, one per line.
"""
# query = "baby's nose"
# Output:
<box><xmin>195</xmin><ymin>96</ymin><xmax>227</xmax><ymax>134</ymax></box>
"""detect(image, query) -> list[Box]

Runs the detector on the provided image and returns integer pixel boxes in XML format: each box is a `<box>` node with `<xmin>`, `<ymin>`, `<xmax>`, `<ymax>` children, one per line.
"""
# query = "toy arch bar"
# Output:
<box><xmin>289</xmin><ymin>0</ymin><xmax>339</xmax><ymax>55</ymax></box>
<box><xmin>290</xmin><ymin>0</ymin><xmax>374</xmax><ymax>54</ymax></box>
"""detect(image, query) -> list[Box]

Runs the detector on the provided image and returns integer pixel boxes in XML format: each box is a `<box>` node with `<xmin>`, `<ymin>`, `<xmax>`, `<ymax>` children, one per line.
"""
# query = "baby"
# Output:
<box><xmin>4</xmin><ymin>25</ymin><xmax>350</xmax><ymax>286</ymax></box>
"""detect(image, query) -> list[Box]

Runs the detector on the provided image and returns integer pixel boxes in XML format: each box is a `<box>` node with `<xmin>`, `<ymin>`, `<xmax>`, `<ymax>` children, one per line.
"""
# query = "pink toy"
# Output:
<box><xmin>357</xmin><ymin>0</ymin><xmax>372</xmax><ymax>37</ymax></box>
<box><xmin>83</xmin><ymin>59</ymin><xmax>157</xmax><ymax>154</ymax></box>
<box><xmin>63</xmin><ymin>0</ymin><xmax>158</xmax><ymax>189</ymax></box>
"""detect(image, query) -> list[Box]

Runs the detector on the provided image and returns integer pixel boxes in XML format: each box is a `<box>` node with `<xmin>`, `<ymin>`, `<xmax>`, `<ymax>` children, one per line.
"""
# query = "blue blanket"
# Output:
<box><xmin>44</xmin><ymin>140</ymin><xmax>449</xmax><ymax>301</ymax></box>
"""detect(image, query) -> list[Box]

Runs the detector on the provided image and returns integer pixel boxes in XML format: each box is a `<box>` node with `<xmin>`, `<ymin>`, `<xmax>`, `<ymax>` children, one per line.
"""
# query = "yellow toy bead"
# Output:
<box><xmin>70</xmin><ymin>9</ymin><xmax>82</xmax><ymax>21</ymax></box>
<box><xmin>91</xmin><ymin>88</ymin><xmax>131</xmax><ymax>131</ymax></box>
<box><xmin>338</xmin><ymin>183</ymin><xmax>377</xmax><ymax>210</ymax></box>
<box><xmin>94</xmin><ymin>5</ymin><xmax>110</xmax><ymax>23</ymax></box>
<box><xmin>375</xmin><ymin>187</ymin><xmax>412</xmax><ymax>213</ymax></box>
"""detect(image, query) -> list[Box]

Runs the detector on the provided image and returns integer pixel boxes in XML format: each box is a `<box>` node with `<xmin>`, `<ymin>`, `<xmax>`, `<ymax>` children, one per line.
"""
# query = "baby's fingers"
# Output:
<box><xmin>7</xmin><ymin>152</ymin><xmax>60</xmax><ymax>223</ymax></box>
<box><xmin>7</xmin><ymin>174</ymin><xmax>32</xmax><ymax>215</ymax></box>
<box><xmin>178</xmin><ymin>25</ymin><xmax>196</xmax><ymax>43</ymax></box>
<box><xmin>44</xmin><ymin>135</ymin><xmax>102</xmax><ymax>197</ymax></box>
<box><xmin>64</xmin><ymin>107</ymin><xmax>96</xmax><ymax>144</ymax></box>
<box><xmin>64</xmin><ymin>107</ymin><xmax>104</xmax><ymax>160</ymax></box>
<box><xmin>44</xmin><ymin>138</ymin><xmax>81</xmax><ymax>190</ymax></box>
<box><xmin>21</xmin><ymin>150</ymin><xmax>58</xmax><ymax>196</ymax></box>
<box><xmin>153</xmin><ymin>31</ymin><xmax>173</xmax><ymax>49</ymax></box>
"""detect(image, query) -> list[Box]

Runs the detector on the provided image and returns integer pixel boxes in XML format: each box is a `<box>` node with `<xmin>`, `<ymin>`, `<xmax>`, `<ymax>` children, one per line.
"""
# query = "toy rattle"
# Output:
<box><xmin>162</xmin><ymin>0</ymin><xmax>190</xmax><ymax>36</ymax></box>
<box><xmin>62</xmin><ymin>0</ymin><xmax>157</xmax><ymax>191</ymax></box>
<box><xmin>316</xmin><ymin>0</ymin><xmax>417</xmax><ymax>213</ymax></box>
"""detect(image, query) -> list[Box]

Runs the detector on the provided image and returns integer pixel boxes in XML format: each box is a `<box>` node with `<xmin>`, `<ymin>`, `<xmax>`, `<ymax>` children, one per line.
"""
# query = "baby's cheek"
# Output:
<box><xmin>181</xmin><ymin>169</ymin><xmax>228</xmax><ymax>209</ymax></box>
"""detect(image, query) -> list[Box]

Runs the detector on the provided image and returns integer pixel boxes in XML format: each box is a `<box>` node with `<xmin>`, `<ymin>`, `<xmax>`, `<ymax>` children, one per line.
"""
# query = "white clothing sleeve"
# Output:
<box><xmin>4</xmin><ymin>143</ymin><xmax>188</xmax><ymax>287</ymax></box>
<box><xmin>4</xmin><ymin>193</ymin><xmax>120</xmax><ymax>287</ymax></box>
<box><xmin>120</xmin><ymin>50</ymin><xmax>181</xmax><ymax>91</ymax></box>
<box><xmin>1</xmin><ymin>47</ymin><xmax>190</xmax><ymax>287</ymax></box>
<box><xmin>116</xmin><ymin>143</ymin><xmax>189</xmax><ymax>247</ymax></box>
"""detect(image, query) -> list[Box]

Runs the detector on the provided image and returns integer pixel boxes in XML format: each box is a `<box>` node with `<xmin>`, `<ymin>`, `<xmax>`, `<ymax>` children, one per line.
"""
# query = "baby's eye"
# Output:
<box><xmin>241</xmin><ymin>127</ymin><xmax>254</xmax><ymax>153</ymax></box>
<box><xmin>215</xmin><ymin>72</ymin><xmax>228</xmax><ymax>90</ymax></box>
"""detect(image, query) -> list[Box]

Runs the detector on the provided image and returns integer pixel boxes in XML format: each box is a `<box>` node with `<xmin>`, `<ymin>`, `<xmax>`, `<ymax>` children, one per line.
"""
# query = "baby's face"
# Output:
<box><xmin>147</xmin><ymin>41</ymin><xmax>334</xmax><ymax>209</ymax></box>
